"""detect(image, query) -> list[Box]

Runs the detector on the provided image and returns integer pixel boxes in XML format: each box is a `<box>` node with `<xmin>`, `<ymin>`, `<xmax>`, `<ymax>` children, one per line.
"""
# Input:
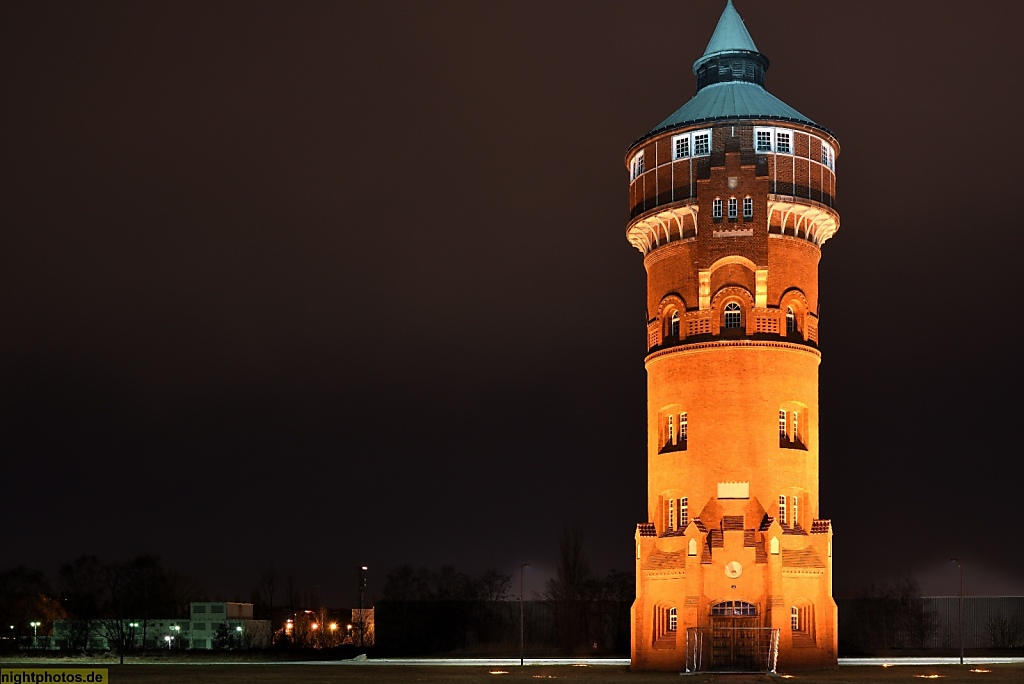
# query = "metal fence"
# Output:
<box><xmin>837</xmin><ymin>596</ymin><xmax>1024</xmax><ymax>651</ymax></box>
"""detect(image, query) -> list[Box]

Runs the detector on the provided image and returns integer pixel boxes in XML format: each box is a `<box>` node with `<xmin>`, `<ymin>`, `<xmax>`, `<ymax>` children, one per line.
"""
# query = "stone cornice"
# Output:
<box><xmin>645</xmin><ymin>339</ymin><xmax>821</xmax><ymax>365</ymax></box>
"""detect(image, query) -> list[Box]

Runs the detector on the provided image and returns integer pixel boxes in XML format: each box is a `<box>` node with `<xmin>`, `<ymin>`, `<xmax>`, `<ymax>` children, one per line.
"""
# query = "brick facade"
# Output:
<box><xmin>625</xmin><ymin>3</ymin><xmax>840</xmax><ymax>673</ymax></box>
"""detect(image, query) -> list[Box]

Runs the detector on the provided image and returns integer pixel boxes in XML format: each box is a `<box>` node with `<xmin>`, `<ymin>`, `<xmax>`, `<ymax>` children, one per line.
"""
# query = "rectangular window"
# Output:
<box><xmin>673</xmin><ymin>134</ymin><xmax>690</xmax><ymax>159</ymax></box>
<box><xmin>776</xmin><ymin>131</ymin><xmax>792</xmax><ymax>154</ymax></box>
<box><xmin>791</xmin><ymin>606</ymin><xmax>800</xmax><ymax>631</ymax></box>
<box><xmin>679</xmin><ymin>497</ymin><xmax>688</xmax><ymax>528</ymax></box>
<box><xmin>792</xmin><ymin>496</ymin><xmax>799</xmax><ymax>528</ymax></box>
<box><xmin>743</xmin><ymin>197</ymin><xmax>753</xmax><ymax>219</ymax></box>
<box><xmin>755</xmin><ymin>128</ymin><xmax>773</xmax><ymax>152</ymax></box>
<box><xmin>667</xmin><ymin>414</ymin><xmax>674</xmax><ymax>444</ymax></box>
<box><xmin>668</xmin><ymin>498</ymin><xmax>676</xmax><ymax>531</ymax></box>
<box><xmin>779</xmin><ymin>410</ymin><xmax>787</xmax><ymax>438</ymax></box>
<box><xmin>712</xmin><ymin>198</ymin><xmax>723</xmax><ymax>219</ymax></box>
<box><xmin>693</xmin><ymin>130</ymin><xmax>711</xmax><ymax>156</ymax></box>
<box><xmin>631</xmin><ymin>151</ymin><xmax>645</xmax><ymax>180</ymax></box>
<box><xmin>779</xmin><ymin>495</ymin><xmax>787</xmax><ymax>525</ymax></box>
<box><xmin>669</xmin><ymin>608</ymin><xmax>678</xmax><ymax>631</ymax></box>
<box><xmin>792</xmin><ymin>411</ymin><xmax>799</xmax><ymax>442</ymax></box>
<box><xmin>679</xmin><ymin>413</ymin><xmax>687</xmax><ymax>443</ymax></box>
<box><xmin>821</xmin><ymin>142</ymin><xmax>834</xmax><ymax>169</ymax></box>
<box><xmin>727</xmin><ymin>197</ymin><xmax>738</xmax><ymax>219</ymax></box>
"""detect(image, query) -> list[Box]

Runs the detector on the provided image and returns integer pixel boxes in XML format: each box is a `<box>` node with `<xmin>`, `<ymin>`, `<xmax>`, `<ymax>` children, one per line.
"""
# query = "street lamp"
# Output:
<box><xmin>164</xmin><ymin>635</ymin><xmax>174</xmax><ymax>649</ymax></box>
<box><xmin>951</xmin><ymin>558</ymin><xmax>964</xmax><ymax>665</ymax></box>
<box><xmin>520</xmin><ymin>563</ymin><xmax>530</xmax><ymax>667</ymax></box>
<box><xmin>30</xmin><ymin>621</ymin><xmax>40</xmax><ymax>637</ymax></box>
<box><xmin>358</xmin><ymin>565</ymin><xmax>368</xmax><ymax>649</ymax></box>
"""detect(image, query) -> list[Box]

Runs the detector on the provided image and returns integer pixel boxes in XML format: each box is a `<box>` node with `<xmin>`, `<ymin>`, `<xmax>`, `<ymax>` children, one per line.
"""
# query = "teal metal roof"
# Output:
<box><xmin>632</xmin><ymin>0</ymin><xmax>833</xmax><ymax>144</ymax></box>
<box><xmin>650</xmin><ymin>81</ymin><xmax>818</xmax><ymax>133</ymax></box>
<box><xmin>694</xmin><ymin>0</ymin><xmax>758</xmax><ymax>72</ymax></box>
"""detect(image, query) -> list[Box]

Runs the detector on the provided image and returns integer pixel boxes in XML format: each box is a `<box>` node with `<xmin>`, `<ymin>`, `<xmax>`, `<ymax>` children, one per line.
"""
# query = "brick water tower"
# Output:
<box><xmin>626</xmin><ymin>1</ymin><xmax>839</xmax><ymax>672</ymax></box>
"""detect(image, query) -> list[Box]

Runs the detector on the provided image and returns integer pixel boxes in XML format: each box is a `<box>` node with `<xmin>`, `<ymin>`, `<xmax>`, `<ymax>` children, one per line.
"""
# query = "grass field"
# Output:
<box><xmin>2</xmin><ymin>660</ymin><xmax>1023</xmax><ymax>684</ymax></box>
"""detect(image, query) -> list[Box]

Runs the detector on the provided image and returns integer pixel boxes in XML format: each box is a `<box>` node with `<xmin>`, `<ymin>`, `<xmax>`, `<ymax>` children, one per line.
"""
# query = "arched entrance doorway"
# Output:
<box><xmin>705</xmin><ymin>600</ymin><xmax>777</xmax><ymax>672</ymax></box>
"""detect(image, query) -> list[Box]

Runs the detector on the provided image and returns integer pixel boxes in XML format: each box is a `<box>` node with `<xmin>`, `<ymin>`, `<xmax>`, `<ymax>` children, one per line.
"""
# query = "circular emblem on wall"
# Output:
<box><xmin>724</xmin><ymin>561</ymin><xmax>743</xmax><ymax>579</ymax></box>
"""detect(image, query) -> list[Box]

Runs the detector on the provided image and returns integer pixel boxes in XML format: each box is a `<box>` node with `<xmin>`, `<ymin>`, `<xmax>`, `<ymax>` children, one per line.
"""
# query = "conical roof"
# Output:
<box><xmin>693</xmin><ymin>0</ymin><xmax>758</xmax><ymax>73</ymax></box>
<box><xmin>634</xmin><ymin>0</ymin><xmax>830</xmax><ymax>143</ymax></box>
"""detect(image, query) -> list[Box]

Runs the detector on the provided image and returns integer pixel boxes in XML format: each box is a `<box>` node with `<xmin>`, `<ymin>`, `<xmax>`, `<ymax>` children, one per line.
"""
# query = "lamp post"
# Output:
<box><xmin>170</xmin><ymin>624</ymin><xmax>181</xmax><ymax>650</ymax></box>
<box><xmin>951</xmin><ymin>558</ymin><xmax>964</xmax><ymax>665</ymax></box>
<box><xmin>520</xmin><ymin>563</ymin><xmax>529</xmax><ymax>666</ymax></box>
<box><xmin>358</xmin><ymin>565</ymin><xmax>368</xmax><ymax>649</ymax></box>
<box><xmin>236</xmin><ymin>625</ymin><xmax>243</xmax><ymax>648</ymax></box>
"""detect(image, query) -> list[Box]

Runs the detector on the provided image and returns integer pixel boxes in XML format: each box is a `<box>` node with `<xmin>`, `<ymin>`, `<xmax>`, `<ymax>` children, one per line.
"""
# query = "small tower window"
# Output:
<box><xmin>693</xmin><ymin>130</ymin><xmax>711</xmax><ymax>156</ymax></box>
<box><xmin>668</xmin><ymin>607</ymin><xmax>678</xmax><ymax>632</ymax></box>
<box><xmin>679</xmin><ymin>496</ymin><xmax>688</xmax><ymax>528</ymax></box>
<box><xmin>670</xmin><ymin>311</ymin><xmax>680</xmax><ymax>338</ymax></box>
<box><xmin>712</xmin><ymin>198</ymin><xmax>723</xmax><ymax>220</ymax></box>
<box><xmin>667</xmin><ymin>414</ymin><xmax>675</xmax><ymax>445</ymax></box>
<box><xmin>786</xmin><ymin>306</ymin><xmax>796</xmax><ymax>333</ymax></box>
<box><xmin>630</xmin><ymin>151</ymin><xmax>645</xmax><ymax>180</ymax></box>
<box><xmin>791</xmin><ymin>606</ymin><xmax>800</xmax><ymax>631</ymax></box>
<box><xmin>727</xmin><ymin>197</ymin><xmax>738</xmax><ymax>220</ymax></box>
<box><xmin>724</xmin><ymin>302</ymin><xmax>741</xmax><ymax>328</ymax></box>
<box><xmin>743</xmin><ymin>196</ymin><xmax>753</xmax><ymax>219</ymax></box>
<box><xmin>668</xmin><ymin>497</ymin><xmax>676</xmax><ymax>531</ymax></box>
<box><xmin>792</xmin><ymin>495</ymin><xmax>799</xmax><ymax>529</ymax></box>
<box><xmin>678</xmin><ymin>413</ymin><xmax>687</xmax><ymax>446</ymax></box>
<box><xmin>779</xmin><ymin>495</ymin><xmax>787</xmax><ymax>525</ymax></box>
<box><xmin>779</xmin><ymin>410</ymin><xmax>787</xmax><ymax>438</ymax></box>
<box><xmin>775</xmin><ymin>131</ymin><xmax>792</xmax><ymax>154</ymax></box>
<box><xmin>821</xmin><ymin>142</ymin><xmax>834</xmax><ymax>169</ymax></box>
<box><xmin>673</xmin><ymin>134</ymin><xmax>690</xmax><ymax>160</ymax></box>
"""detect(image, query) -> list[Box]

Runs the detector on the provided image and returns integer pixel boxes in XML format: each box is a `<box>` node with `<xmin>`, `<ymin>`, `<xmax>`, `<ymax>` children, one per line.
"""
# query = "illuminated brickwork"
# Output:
<box><xmin>627</xmin><ymin>1</ymin><xmax>839</xmax><ymax>672</ymax></box>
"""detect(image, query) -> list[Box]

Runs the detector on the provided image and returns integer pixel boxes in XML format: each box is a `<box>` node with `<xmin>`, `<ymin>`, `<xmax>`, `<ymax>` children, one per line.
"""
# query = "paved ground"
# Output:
<box><xmin>2</xmin><ymin>658</ymin><xmax>1024</xmax><ymax>684</ymax></box>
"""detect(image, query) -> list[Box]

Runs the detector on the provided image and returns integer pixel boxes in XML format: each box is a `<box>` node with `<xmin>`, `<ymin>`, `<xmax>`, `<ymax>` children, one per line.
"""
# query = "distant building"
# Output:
<box><xmin>51</xmin><ymin>601</ymin><xmax>271</xmax><ymax>650</ymax></box>
<box><xmin>626</xmin><ymin>0</ymin><xmax>839</xmax><ymax>672</ymax></box>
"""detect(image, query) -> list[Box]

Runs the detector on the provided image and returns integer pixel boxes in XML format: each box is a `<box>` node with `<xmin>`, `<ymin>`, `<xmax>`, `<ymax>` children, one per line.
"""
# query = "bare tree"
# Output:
<box><xmin>544</xmin><ymin>523</ymin><xmax>598</xmax><ymax>654</ymax></box>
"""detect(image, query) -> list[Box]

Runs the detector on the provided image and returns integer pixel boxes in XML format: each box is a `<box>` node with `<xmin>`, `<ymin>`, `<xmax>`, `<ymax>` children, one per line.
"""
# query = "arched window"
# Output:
<box><xmin>668</xmin><ymin>607</ymin><xmax>678</xmax><ymax>632</ymax></box>
<box><xmin>724</xmin><ymin>302</ymin><xmax>742</xmax><ymax>329</ymax></box>
<box><xmin>786</xmin><ymin>306</ymin><xmax>796</xmax><ymax>333</ymax></box>
<box><xmin>670</xmin><ymin>311</ymin><xmax>680</xmax><ymax>338</ymax></box>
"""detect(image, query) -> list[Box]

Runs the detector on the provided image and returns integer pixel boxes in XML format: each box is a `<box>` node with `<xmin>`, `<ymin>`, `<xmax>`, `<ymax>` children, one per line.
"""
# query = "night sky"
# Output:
<box><xmin>4</xmin><ymin>1</ymin><xmax>1023</xmax><ymax>608</ymax></box>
